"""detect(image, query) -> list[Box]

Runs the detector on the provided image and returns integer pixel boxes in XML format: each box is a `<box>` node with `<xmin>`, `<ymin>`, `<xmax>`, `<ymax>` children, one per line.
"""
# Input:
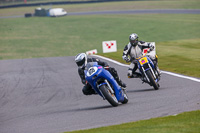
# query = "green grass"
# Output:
<box><xmin>64</xmin><ymin>110</ymin><xmax>200</xmax><ymax>133</ymax></box>
<box><xmin>99</xmin><ymin>39</ymin><xmax>200</xmax><ymax>78</ymax></box>
<box><xmin>158</xmin><ymin>39</ymin><xmax>200</xmax><ymax>77</ymax></box>
<box><xmin>1</xmin><ymin>14</ymin><xmax>199</xmax><ymax>77</ymax></box>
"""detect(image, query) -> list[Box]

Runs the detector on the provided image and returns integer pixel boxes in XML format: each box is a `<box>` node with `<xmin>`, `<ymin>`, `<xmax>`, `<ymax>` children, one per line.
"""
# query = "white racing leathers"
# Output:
<box><xmin>122</xmin><ymin>41</ymin><xmax>156</xmax><ymax>76</ymax></box>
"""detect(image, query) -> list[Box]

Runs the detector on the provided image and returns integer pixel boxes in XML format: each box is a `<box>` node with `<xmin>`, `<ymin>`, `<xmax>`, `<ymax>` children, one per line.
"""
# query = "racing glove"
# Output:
<box><xmin>148</xmin><ymin>43</ymin><xmax>154</xmax><ymax>51</ymax></box>
<box><xmin>123</xmin><ymin>56</ymin><xmax>130</xmax><ymax>63</ymax></box>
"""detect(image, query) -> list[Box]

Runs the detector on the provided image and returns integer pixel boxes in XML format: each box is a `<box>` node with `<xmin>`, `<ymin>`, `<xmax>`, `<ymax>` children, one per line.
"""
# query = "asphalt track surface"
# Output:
<box><xmin>0</xmin><ymin>56</ymin><xmax>200</xmax><ymax>133</ymax></box>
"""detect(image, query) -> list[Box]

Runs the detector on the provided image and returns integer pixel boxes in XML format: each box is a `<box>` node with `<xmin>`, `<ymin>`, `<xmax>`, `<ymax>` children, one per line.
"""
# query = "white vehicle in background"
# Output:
<box><xmin>48</xmin><ymin>8</ymin><xmax>67</xmax><ymax>17</ymax></box>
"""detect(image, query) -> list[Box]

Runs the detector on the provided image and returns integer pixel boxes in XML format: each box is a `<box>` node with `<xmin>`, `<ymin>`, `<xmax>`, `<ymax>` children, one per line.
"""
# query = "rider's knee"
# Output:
<box><xmin>82</xmin><ymin>85</ymin><xmax>95</xmax><ymax>95</ymax></box>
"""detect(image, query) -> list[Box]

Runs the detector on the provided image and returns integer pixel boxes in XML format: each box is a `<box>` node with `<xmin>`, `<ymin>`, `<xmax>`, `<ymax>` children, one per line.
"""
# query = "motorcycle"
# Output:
<box><xmin>128</xmin><ymin>52</ymin><xmax>160</xmax><ymax>90</ymax></box>
<box><xmin>84</xmin><ymin>62</ymin><xmax>128</xmax><ymax>107</ymax></box>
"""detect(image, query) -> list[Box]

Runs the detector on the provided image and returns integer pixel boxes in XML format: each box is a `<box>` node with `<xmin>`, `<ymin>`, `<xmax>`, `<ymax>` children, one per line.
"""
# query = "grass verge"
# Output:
<box><xmin>64</xmin><ymin>110</ymin><xmax>200</xmax><ymax>133</ymax></box>
<box><xmin>0</xmin><ymin>14</ymin><xmax>200</xmax><ymax>77</ymax></box>
<box><xmin>99</xmin><ymin>39</ymin><xmax>200</xmax><ymax>78</ymax></box>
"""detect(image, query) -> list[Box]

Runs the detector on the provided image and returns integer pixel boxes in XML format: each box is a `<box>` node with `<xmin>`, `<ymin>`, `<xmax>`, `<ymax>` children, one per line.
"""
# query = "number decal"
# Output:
<box><xmin>87</xmin><ymin>67</ymin><xmax>98</xmax><ymax>76</ymax></box>
<box><xmin>139</xmin><ymin>57</ymin><xmax>148</xmax><ymax>65</ymax></box>
<box><xmin>89</xmin><ymin>68</ymin><xmax>95</xmax><ymax>75</ymax></box>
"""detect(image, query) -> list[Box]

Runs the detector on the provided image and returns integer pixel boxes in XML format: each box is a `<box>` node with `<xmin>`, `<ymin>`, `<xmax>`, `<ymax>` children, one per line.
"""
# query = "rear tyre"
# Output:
<box><xmin>146</xmin><ymin>70</ymin><xmax>159</xmax><ymax>90</ymax></box>
<box><xmin>99</xmin><ymin>84</ymin><xmax>118</xmax><ymax>107</ymax></box>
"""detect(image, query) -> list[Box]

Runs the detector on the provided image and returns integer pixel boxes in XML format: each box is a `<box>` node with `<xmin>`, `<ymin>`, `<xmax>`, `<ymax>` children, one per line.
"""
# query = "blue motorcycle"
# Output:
<box><xmin>84</xmin><ymin>62</ymin><xmax>128</xmax><ymax>107</ymax></box>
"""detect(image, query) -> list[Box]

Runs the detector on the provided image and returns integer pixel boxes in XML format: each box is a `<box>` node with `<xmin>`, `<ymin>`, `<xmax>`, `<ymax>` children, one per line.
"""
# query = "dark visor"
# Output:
<box><xmin>130</xmin><ymin>40</ymin><xmax>137</xmax><ymax>43</ymax></box>
<box><xmin>76</xmin><ymin>58</ymin><xmax>85</xmax><ymax>67</ymax></box>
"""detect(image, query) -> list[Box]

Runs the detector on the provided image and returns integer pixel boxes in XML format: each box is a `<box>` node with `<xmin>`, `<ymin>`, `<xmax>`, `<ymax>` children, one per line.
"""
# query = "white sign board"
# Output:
<box><xmin>143</xmin><ymin>42</ymin><xmax>156</xmax><ymax>56</ymax></box>
<box><xmin>102</xmin><ymin>40</ymin><xmax>117</xmax><ymax>53</ymax></box>
<box><xmin>86</xmin><ymin>49</ymin><xmax>97</xmax><ymax>55</ymax></box>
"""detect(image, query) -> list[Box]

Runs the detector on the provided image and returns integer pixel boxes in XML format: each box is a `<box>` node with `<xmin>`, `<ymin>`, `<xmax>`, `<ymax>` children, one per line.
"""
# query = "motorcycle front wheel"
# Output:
<box><xmin>146</xmin><ymin>70</ymin><xmax>159</xmax><ymax>90</ymax></box>
<box><xmin>99</xmin><ymin>84</ymin><xmax>119</xmax><ymax>107</ymax></box>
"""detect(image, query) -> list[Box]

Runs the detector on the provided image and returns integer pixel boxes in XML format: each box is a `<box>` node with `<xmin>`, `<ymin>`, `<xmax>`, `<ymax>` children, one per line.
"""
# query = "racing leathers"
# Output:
<box><xmin>122</xmin><ymin>41</ymin><xmax>160</xmax><ymax>77</ymax></box>
<box><xmin>78</xmin><ymin>57</ymin><xmax>126</xmax><ymax>95</ymax></box>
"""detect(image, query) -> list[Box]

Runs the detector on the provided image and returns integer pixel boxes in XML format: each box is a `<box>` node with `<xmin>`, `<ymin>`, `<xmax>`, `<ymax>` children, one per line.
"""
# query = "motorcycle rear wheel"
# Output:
<box><xmin>99</xmin><ymin>84</ymin><xmax>119</xmax><ymax>107</ymax></box>
<box><xmin>146</xmin><ymin>70</ymin><xmax>159</xmax><ymax>90</ymax></box>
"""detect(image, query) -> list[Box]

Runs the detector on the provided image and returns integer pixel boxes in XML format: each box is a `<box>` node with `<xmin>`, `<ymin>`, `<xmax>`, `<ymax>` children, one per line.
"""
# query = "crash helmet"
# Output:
<box><xmin>75</xmin><ymin>53</ymin><xmax>87</xmax><ymax>68</ymax></box>
<box><xmin>129</xmin><ymin>33</ymin><xmax>139</xmax><ymax>46</ymax></box>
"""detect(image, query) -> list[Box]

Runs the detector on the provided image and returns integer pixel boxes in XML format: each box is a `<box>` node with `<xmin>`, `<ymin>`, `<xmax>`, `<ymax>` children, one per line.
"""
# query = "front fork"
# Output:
<box><xmin>104</xmin><ymin>79</ymin><xmax>114</xmax><ymax>94</ymax></box>
<box><xmin>141</xmin><ymin>63</ymin><xmax>157</xmax><ymax>83</ymax></box>
<box><xmin>97</xmin><ymin>79</ymin><xmax>114</xmax><ymax>100</ymax></box>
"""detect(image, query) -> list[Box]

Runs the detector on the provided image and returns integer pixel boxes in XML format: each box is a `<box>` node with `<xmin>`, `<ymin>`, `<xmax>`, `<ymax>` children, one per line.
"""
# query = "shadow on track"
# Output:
<box><xmin>76</xmin><ymin>105</ymin><xmax>113</xmax><ymax>111</ymax></box>
<box><xmin>127</xmin><ymin>88</ymin><xmax>155</xmax><ymax>93</ymax></box>
<box><xmin>40</xmin><ymin>105</ymin><xmax>113</xmax><ymax>116</ymax></box>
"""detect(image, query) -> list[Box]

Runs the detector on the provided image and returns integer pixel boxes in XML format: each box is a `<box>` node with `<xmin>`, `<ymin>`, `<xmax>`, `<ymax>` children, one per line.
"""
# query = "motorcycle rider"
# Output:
<box><xmin>75</xmin><ymin>53</ymin><xmax>126</xmax><ymax>95</ymax></box>
<box><xmin>122</xmin><ymin>33</ymin><xmax>161</xmax><ymax>78</ymax></box>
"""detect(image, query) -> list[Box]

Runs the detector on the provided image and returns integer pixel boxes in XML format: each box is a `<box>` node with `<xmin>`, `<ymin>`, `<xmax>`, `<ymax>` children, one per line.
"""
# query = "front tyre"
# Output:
<box><xmin>146</xmin><ymin>70</ymin><xmax>159</xmax><ymax>90</ymax></box>
<box><xmin>99</xmin><ymin>84</ymin><xmax>118</xmax><ymax>107</ymax></box>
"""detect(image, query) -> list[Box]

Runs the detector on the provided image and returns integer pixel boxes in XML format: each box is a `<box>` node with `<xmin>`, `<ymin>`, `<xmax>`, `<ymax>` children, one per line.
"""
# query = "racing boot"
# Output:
<box><xmin>153</xmin><ymin>56</ymin><xmax>161</xmax><ymax>76</ymax></box>
<box><xmin>120</xmin><ymin>80</ymin><xmax>127</xmax><ymax>88</ymax></box>
<box><xmin>109</xmin><ymin>67</ymin><xmax>127</xmax><ymax>88</ymax></box>
<box><xmin>117</xmin><ymin>79</ymin><xmax>127</xmax><ymax>88</ymax></box>
<box><xmin>156</xmin><ymin>66</ymin><xmax>161</xmax><ymax>76</ymax></box>
<box><xmin>154</xmin><ymin>65</ymin><xmax>161</xmax><ymax>76</ymax></box>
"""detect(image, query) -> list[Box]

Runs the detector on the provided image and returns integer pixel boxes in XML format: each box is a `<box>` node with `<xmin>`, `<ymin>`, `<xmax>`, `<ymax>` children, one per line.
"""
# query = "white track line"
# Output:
<box><xmin>92</xmin><ymin>55</ymin><xmax>200</xmax><ymax>83</ymax></box>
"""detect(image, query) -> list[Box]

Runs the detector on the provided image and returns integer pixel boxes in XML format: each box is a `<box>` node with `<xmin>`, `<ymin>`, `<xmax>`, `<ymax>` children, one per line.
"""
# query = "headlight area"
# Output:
<box><xmin>92</xmin><ymin>74</ymin><xmax>98</xmax><ymax>80</ymax></box>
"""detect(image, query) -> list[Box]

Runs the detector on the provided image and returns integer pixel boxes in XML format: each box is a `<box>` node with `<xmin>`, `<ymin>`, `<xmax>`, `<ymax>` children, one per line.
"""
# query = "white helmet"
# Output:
<box><xmin>129</xmin><ymin>33</ymin><xmax>139</xmax><ymax>46</ymax></box>
<box><xmin>75</xmin><ymin>53</ymin><xmax>87</xmax><ymax>68</ymax></box>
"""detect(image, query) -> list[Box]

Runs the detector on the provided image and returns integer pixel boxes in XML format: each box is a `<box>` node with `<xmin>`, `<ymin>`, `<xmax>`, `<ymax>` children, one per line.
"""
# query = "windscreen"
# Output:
<box><xmin>85</xmin><ymin>62</ymin><xmax>98</xmax><ymax>70</ymax></box>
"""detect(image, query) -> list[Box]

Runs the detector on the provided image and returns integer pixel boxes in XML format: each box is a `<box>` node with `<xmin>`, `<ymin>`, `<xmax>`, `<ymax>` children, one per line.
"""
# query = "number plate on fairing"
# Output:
<box><xmin>139</xmin><ymin>57</ymin><xmax>148</xmax><ymax>65</ymax></box>
<box><xmin>87</xmin><ymin>67</ymin><xmax>98</xmax><ymax>77</ymax></box>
